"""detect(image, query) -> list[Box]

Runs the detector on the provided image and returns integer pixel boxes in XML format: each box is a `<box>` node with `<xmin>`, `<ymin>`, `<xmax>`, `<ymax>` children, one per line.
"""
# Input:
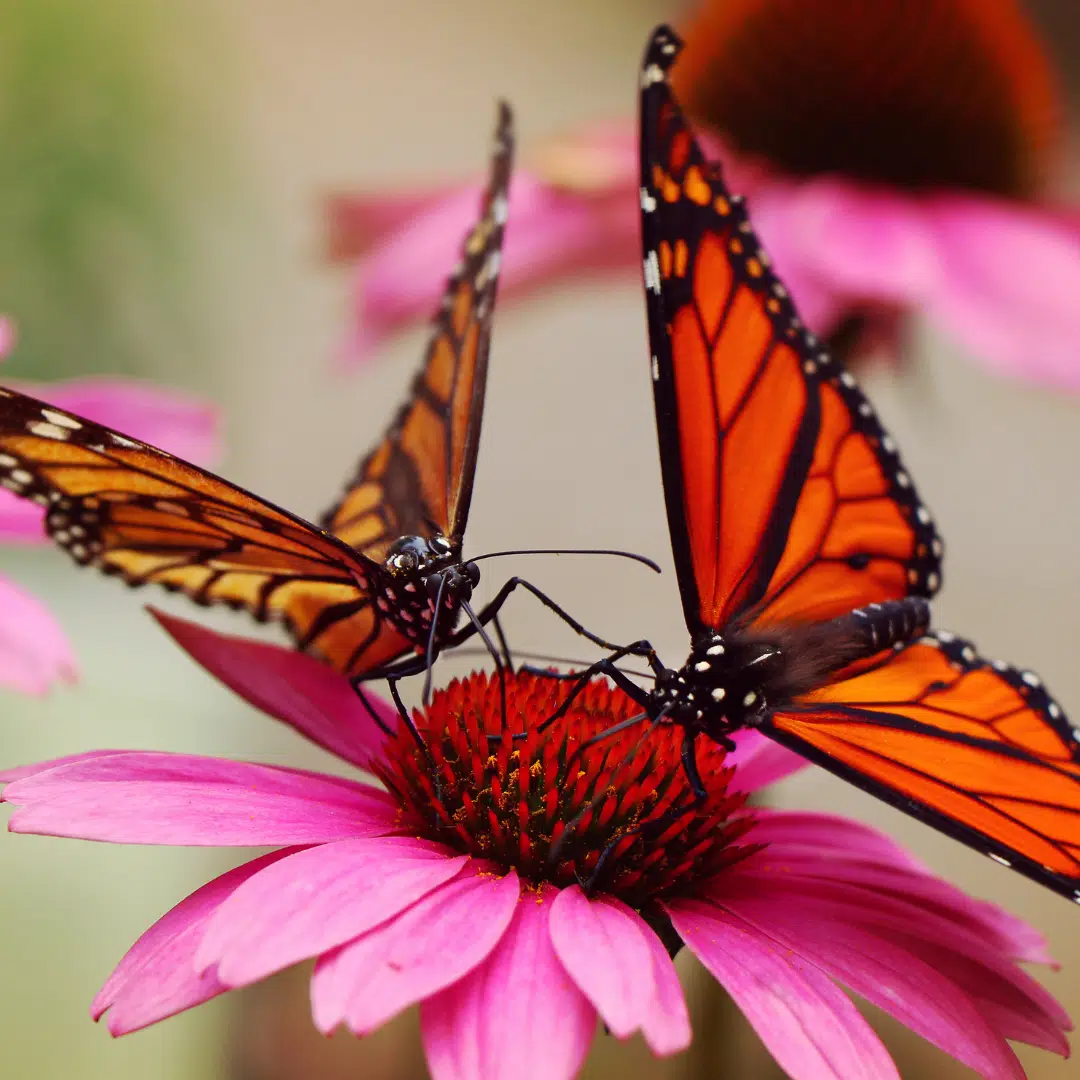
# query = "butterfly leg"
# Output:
<box><xmin>459</xmin><ymin>576</ymin><xmax>632</xmax><ymax>654</ymax></box>
<box><xmin>461</xmin><ymin>598</ymin><xmax>510</xmax><ymax>713</ymax></box>
<box><xmin>680</xmin><ymin>730</ymin><xmax>707</xmax><ymax>801</ymax></box>
<box><xmin>352</xmin><ymin>654</ymin><xmax>431</xmax><ymax>749</ymax></box>
<box><xmin>534</xmin><ymin>642</ymin><xmax>657</xmax><ymax>734</ymax></box>
<box><xmin>352</xmin><ymin>682</ymin><xmax>396</xmax><ymax>737</ymax></box>
<box><xmin>490</xmin><ymin>613</ymin><xmax>515</xmax><ymax>672</ymax></box>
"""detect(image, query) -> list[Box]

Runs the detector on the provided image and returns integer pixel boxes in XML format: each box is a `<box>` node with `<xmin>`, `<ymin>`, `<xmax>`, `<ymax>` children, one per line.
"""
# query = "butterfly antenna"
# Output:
<box><xmin>450</xmin><ymin>645</ymin><xmax>657</xmax><ymax>683</ymax></box>
<box><xmin>470</xmin><ymin>548</ymin><xmax>662</xmax><ymax>573</ymax></box>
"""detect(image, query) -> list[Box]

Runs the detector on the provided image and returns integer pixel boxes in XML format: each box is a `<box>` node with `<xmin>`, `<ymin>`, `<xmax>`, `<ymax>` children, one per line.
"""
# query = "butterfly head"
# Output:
<box><xmin>384</xmin><ymin>533</ymin><xmax>479</xmax><ymax>612</ymax></box>
<box><xmin>386</xmin><ymin>534</ymin><xmax>461</xmax><ymax>579</ymax></box>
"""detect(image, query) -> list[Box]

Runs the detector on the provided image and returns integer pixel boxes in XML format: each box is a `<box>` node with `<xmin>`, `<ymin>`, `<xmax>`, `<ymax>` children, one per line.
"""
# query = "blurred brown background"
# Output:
<box><xmin>1</xmin><ymin>1</ymin><xmax>1079</xmax><ymax>1077</ymax></box>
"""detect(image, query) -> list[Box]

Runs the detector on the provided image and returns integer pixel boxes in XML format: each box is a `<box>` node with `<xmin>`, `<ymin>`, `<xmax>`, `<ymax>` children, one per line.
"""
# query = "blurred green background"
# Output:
<box><xmin>1</xmin><ymin>1</ymin><xmax>1080</xmax><ymax>1078</ymax></box>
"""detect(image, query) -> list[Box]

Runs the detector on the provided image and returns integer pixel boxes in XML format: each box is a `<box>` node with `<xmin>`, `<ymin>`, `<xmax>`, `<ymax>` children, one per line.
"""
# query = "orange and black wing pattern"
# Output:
<box><xmin>0</xmin><ymin>386</ymin><xmax>411</xmax><ymax>676</ymax></box>
<box><xmin>765</xmin><ymin>631</ymin><xmax>1080</xmax><ymax>900</ymax></box>
<box><xmin>322</xmin><ymin>104</ymin><xmax>514</xmax><ymax>559</ymax></box>
<box><xmin>639</xmin><ymin>28</ymin><xmax>941</xmax><ymax>638</ymax></box>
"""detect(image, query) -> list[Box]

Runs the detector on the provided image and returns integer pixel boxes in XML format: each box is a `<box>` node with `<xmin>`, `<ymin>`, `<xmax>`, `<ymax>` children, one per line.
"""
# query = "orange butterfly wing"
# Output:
<box><xmin>322</xmin><ymin>103</ymin><xmax>513</xmax><ymax>558</ymax></box>
<box><xmin>639</xmin><ymin>39</ymin><xmax>942</xmax><ymax>638</ymax></box>
<box><xmin>0</xmin><ymin>387</ymin><xmax>410</xmax><ymax>676</ymax></box>
<box><xmin>764</xmin><ymin>632</ymin><xmax>1080</xmax><ymax>899</ymax></box>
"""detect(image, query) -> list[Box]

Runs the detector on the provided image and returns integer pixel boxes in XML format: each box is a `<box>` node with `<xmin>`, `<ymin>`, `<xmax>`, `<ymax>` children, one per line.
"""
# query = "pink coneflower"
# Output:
<box><xmin>0</xmin><ymin>320</ymin><xmax>221</xmax><ymax>694</ymax></box>
<box><xmin>331</xmin><ymin>0</ymin><xmax>1080</xmax><ymax>389</ymax></box>
<box><xmin>1</xmin><ymin>609</ymin><xmax>1070</xmax><ymax>1079</ymax></box>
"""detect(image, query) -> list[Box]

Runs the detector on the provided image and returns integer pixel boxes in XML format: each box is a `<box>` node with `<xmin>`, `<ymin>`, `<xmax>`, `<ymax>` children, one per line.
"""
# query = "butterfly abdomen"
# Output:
<box><xmin>755</xmin><ymin>596</ymin><xmax>932</xmax><ymax>702</ymax></box>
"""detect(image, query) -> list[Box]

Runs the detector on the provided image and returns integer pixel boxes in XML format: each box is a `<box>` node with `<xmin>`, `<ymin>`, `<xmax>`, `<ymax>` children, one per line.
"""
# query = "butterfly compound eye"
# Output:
<box><xmin>391</xmin><ymin>550</ymin><xmax>419</xmax><ymax>575</ymax></box>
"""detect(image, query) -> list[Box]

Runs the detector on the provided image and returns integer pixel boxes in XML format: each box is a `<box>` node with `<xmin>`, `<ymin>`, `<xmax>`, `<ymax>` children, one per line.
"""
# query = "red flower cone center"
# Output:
<box><xmin>673</xmin><ymin>0</ymin><xmax>1060</xmax><ymax>196</ymax></box>
<box><xmin>375</xmin><ymin>671</ymin><xmax>759</xmax><ymax>911</ymax></box>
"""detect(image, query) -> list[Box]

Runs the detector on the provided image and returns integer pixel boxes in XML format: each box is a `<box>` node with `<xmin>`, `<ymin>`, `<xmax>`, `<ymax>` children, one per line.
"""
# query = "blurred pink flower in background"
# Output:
<box><xmin>331</xmin><ymin>0</ymin><xmax>1080</xmax><ymax>390</ymax></box>
<box><xmin>1</xmin><ymin>609</ymin><xmax>1070</xmax><ymax>1080</ymax></box>
<box><xmin>0</xmin><ymin>317</ymin><xmax>221</xmax><ymax>695</ymax></box>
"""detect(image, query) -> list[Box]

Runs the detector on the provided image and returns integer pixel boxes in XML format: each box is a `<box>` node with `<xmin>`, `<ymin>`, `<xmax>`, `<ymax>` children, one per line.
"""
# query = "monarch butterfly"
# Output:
<box><xmin>547</xmin><ymin>26</ymin><xmax>1080</xmax><ymax>902</ymax></box>
<box><xmin>0</xmin><ymin>104</ymin><xmax>624</xmax><ymax>710</ymax></box>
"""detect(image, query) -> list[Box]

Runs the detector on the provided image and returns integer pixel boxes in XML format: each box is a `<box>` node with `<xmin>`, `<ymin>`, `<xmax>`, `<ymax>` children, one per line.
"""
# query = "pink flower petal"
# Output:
<box><xmin>721</xmin><ymin>858</ymin><xmax>1069</xmax><ymax>1045</ymax></box>
<box><xmin>775</xmin><ymin>181</ymin><xmax>939</xmax><ymax>305</ymax></box>
<box><xmin>345</xmin><ymin>173</ymin><xmax>637</xmax><ymax>365</ymax></box>
<box><xmin>550</xmin><ymin>885</ymin><xmax>689</xmax><ymax>1054</ymax></box>
<box><xmin>3</xmin><ymin>750</ymin><xmax>398</xmax><ymax>845</ymax></box>
<box><xmin>726</xmin><ymin>730</ymin><xmax>808</xmax><ymax>792</ymax></box>
<box><xmin>150</xmin><ymin>609</ymin><xmax>395</xmax><ymax>770</ymax></box>
<box><xmin>312</xmin><ymin>864</ymin><xmax>520</xmax><ymax>1035</ymax></box>
<box><xmin>421</xmin><ymin>884</ymin><xmax>595</xmax><ymax>1080</ymax></box>
<box><xmin>885</xmin><ymin>931</ymin><xmax>1071</xmax><ymax>1055</ymax></box>
<box><xmin>639</xmin><ymin>921</ymin><xmax>693</xmax><ymax>1057</ymax></box>
<box><xmin>668</xmin><ymin>898</ymin><xmax>899</xmax><ymax>1080</ymax></box>
<box><xmin>196</xmin><ymin>836</ymin><xmax>466</xmax><ymax>986</ymax></box>
<box><xmin>328</xmin><ymin>185</ymin><xmax>475</xmax><ymax>260</ymax></box>
<box><xmin>923</xmin><ymin>195</ymin><xmax>1080</xmax><ymax>389</ymax></box>
<box><xmin>0</xmin><ymin>575</ymin><xmax>78</xmax><ymax>694</ymax></box>
<box><xmin>714</xmin><ymin>886</ymin><xmax>1028</xmax><ymax>1079</ymax></box>
<box><xmin>743</xmin><ymin>810</ymin><xmax>1054</xmax><ymax>964</ymax></box>
<box><xmin>747</xmin><ymin>809</ymin><xmax>927</xmax><ymax>869</ymax></box>
<box><xmin>0</xmin><ymin>749</ymin><xmax>123</xmax><ymax>783</ymax></box>
<box><xmin>93</xmin><ymin>848</ymin><xmax>295</xmax><ymax>1035</ymax></box>
<box><xmin>0</xmin><ymin>491</ymin><xmax>45</xmax><ymax>543</ymax></box>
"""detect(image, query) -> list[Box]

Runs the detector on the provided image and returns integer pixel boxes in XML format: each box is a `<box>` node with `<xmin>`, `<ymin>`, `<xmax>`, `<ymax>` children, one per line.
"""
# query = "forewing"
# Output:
<box><xmin>323</xmin><ymin>104</ymin><xmax>514</xmax><ymax>556</ymax></box>
<box><xmin>764</xmin><ymin>631</ymin><xmax>1080</xmax><ymax>899</ymax></box>
<box><xmin>639</xmin><ymin>27</ymin><xmax>941</xmax><ymax>637</ymax></box>
<box><xmin>0</xmin><ymin>386</ymin><xmax>410</xmax><ymax>676</ymax></box>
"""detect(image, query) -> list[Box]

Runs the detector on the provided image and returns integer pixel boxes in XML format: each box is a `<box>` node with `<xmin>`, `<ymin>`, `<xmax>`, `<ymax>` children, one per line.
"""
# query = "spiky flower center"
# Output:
<box><xmin>374</xmin><ymin>672</ymin><xmax>759</xmax><ymax>913</ymax></box>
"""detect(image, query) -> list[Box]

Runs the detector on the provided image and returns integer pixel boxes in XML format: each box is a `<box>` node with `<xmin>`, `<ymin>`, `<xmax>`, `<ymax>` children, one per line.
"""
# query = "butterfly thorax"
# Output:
<box><xmin>650</xmin><ymin>633</ymin><xmax>784</xmax><ymax>742</ymax></box>
<box><xmin>649</xmin><ymin>598</ymin><xmax>933</xmax><ymax>743</ymax></box>
<box><xmin>375</xmin><ymin>534</ymin><xmax>480</xmax><ymax>646</ymax></box>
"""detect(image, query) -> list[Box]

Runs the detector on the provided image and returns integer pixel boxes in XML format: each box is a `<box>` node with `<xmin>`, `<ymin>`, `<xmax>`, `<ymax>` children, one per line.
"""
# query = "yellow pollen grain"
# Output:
<box><xmin>673</xmin><ymin>238</ymin><xmax>689</xmax><ymax>277</ymax></box>
<box><xmin>683</xmin><ymin>165</ymin><xmax>711</xmax><ymax>205</ymax></box>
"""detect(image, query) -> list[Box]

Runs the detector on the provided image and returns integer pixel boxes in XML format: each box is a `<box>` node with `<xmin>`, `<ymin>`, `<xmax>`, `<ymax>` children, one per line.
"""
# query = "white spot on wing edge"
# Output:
<box><xmin>988</xmin><ymin>852</ymin><xmax>1012</xmax><ymax>868</ymax></box>
<box><xmin>651</xmin><ymin>355</ymin><xmax>660</xmax><ymax>382</ymax></box>
<box><xmin>640</xmin><ymin>187</ymin><xmax>657</xmax><ymax>213</ymax></box>
<box><xmin>28</xmin><ymin>421</ymin><xmax>69</xmax><ymax>440</ymax></box>
<box><xmin>641</xmin><ymin>63</ymin><xmax>665</xmax><ymax>88</ymax></box>
<box><xmin>41</xmin><ymin>408</ymin><xmax>82</xmax><ymax>430</ymax></box>
<box><xmin>644</xmin><ymin>250</ymin><xmax>661</xmax><ymax>294</ymax></box>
